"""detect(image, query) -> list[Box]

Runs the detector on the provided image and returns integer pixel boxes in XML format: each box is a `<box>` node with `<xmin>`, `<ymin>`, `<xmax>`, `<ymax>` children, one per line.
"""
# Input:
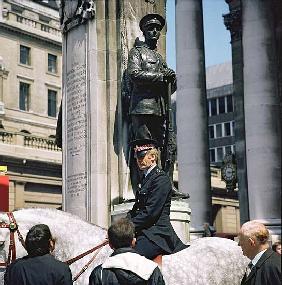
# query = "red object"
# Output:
<box><xmin>0</xmin><ymin>175</ymin><xmax>9</xmax><ymax>211</ymax></box>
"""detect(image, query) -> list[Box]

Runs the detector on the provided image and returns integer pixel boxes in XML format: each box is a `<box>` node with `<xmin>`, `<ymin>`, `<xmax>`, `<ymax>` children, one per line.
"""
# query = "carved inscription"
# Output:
<box><xmin>67</xmin><ymin>172</ymin><xmax>86</xmax><ymax>197</ymax></box>
<box><xmin>66</xmin><ymin>63</ymin><xmax>87</xmax><ymax>197</ymax></box>
<box><xmin>66</xmin><ymin>63</ymin><xmax>86</xmax><ymax>157</ymax></box>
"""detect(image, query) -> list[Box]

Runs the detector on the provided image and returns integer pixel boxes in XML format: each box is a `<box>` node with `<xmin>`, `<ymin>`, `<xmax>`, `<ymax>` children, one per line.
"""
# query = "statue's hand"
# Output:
<box><xmin>163</xmin><ymin>68</ymin><xmax>176</xmax><ymax>82</ymax></box>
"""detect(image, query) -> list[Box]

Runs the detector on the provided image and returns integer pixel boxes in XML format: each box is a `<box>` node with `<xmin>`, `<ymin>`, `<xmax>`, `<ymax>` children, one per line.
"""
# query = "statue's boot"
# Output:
<box><xmin>171</xmin><ymin>185</ymin><xmax>190</xmax><ymax>200</ymax></box>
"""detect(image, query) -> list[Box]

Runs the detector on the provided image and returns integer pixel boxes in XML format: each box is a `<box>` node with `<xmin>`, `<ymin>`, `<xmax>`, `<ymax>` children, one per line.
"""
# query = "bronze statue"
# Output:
<box><xmin>126</xmin><ymin>14</ymin><xmax>188</xmax><ymax>199</ymax></box>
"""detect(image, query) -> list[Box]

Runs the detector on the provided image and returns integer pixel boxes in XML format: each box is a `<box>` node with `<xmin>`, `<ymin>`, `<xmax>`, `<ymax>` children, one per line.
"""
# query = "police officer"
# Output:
<box><xmin>127</xmin><ymin>140</ymin><xmax>188</xmax><ymax>260</ymax></box>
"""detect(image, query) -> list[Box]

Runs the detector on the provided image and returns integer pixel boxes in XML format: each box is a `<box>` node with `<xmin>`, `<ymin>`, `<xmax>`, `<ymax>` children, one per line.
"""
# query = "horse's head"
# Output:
<box><xmin>0</xmin><ymin>213</ymin><xmax>9</xmax><ymax>250</ymax></box>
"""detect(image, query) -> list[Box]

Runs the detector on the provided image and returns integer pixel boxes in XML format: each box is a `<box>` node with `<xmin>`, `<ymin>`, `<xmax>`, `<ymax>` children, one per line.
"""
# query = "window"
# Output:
<box><xmin>48</xmin><ymin>54</ymin><xmax>57</xmax><ymax>73</ymax></box>
<box><xmin>227</xmin><ymin>95</ymin><xmax>233</xmax><ymax>113</ymax></box>
<box><xmin>209</xmin><ymin>125</ymin><xmax>215</xmax><ymax>139</ymax></box>
<box><xmin>224</xmin><ymin>122</ymin><xmax>231</xmax><ymax>136</ymax></box>
<box><xmin>20</xmin><ymin>45</ymin><xmax>30</xmax><ymax>65</ymax></box>
<box><xmin>48</xmin><ymin>90</ymin><xmax>57</xmax><ymax>117</ymax></box>
<box><xmin>225</xmin><ymin>146</ymin><xmax>232</xmax><ymax>155</ymax></box>
<box><xmin>19</xmin><ymin>82</ymin><xmax>30</xmax><ymax>111</ymax></box>
<box><xmin>210</xmin><ymin>99</ymin><xmax>217</xmax><ymax>116</ymax></box>
<box><xmin>209</xmin><ymin>149</ymin><xmax>215</xmax><ymax>163</ymax></box>
<box><xmin>218</xmin><ymin>97</ymin><xmax>225</xmax><ymax>114</ymax></box>
<box><xmin>217</xmin><ymin>147</ymin><xmax>223</xmax><ymax>162</ymax></box>
<box><xmin>216</xmin><ymin>124</ymin><xmax>222</xmax><ymax>138</ymax></box>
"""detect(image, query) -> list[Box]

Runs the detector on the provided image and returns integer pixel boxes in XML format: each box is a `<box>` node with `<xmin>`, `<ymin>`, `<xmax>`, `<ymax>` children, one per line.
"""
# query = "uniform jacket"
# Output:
<box><xmin>127</xmin><ymin>43</ymin><xmax>176</xmax><ymax>116</ymax></box>
<box><xmin>89</xmin><ymin>247</ymin><xmax>165</xmax><ymax>285</ymax></box>
<box><xmin>4</xmin><ymin>253</ymin><xmax>72</xmax><ymax>285</ymax></box>
<box><xmin>127</xmin><ymin>166</ymin><xmax>187</xmax><ymax>254</ymax></box>
<box><xmin>241</xmin><ymin>248</ymin><xmax>281</xmax><ymax>285</ymax></box>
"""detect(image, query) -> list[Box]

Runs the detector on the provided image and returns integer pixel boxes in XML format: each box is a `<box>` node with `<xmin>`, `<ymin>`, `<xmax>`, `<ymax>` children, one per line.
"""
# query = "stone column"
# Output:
<box><xmin>224</xmin><ymin>0</ymin><xmax>250</xmax><ymax>224</ymax></box>
<box><xmin>0</xmin><ymin>60</ymin><xmax>9</xmax><ymax>115</ymax></box>
<box><xmin>175</xmin><ymin>0</ymin><xmax>212</xmax><ymax>239</ymax></box>
<box><xmin>241</xmin><ymin>0</ymin><xmax>281</xmax><ymax>237</ymax></box>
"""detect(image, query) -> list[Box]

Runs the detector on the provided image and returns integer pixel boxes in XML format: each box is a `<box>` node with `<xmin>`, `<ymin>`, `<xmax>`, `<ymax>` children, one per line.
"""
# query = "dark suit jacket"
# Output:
<box><xmin>241</xmin><ymin>248</ymin><xmax>281</xmax><ymax>285</ymax></box>
<box><xmin>4</xmin><ymin>253</ymin><xmax>72</xmax><ymax>285</ymax></box>
<box><xmin>127</xmin><ymin>166</ymin><xmax>186</xmax><ymax>254</ymax></box>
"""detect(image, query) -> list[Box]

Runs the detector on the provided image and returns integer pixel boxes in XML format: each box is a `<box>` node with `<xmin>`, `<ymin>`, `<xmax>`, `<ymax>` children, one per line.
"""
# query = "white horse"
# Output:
<box><xmin>0</xmin><ymin>208</ymin><xmax>249</xmax><ymax>285</ymax></box>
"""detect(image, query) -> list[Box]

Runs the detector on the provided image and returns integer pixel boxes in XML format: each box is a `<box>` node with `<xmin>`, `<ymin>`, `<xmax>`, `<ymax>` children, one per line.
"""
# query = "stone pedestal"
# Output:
<box><xmin>175</xmin><ymin>0</ymin><xmax>212</xmax><ymax>238</ymax></box>
<box><xmin>111</xmin><ymin>200</ymin><xmax>191</xmax><ymax>244</ymax></box>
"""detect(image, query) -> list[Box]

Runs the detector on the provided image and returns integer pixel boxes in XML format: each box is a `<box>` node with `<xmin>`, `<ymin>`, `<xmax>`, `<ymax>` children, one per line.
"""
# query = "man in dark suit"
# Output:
<box><xmin>4</xmin><ymin>224</ymin><xmax>72</xmax><ymax>285</ymax></box>
<box><xmin>127</xmin><ymin>140</ymin><xmax>188</xmax><ymax>260</ymax></box>
<box><xmin>238</xmin><ymin>221</ymin><xmax>281</xmax><ymax>285</ymax></box>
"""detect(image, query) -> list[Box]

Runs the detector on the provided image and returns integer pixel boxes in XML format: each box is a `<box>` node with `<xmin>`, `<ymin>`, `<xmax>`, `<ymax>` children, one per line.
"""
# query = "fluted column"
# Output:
<box><xmin>224</xmin><ymin>0</ymin><xmax>250</xmax><ymax>224</ymax></box>
<box><xmin>242</xmin><ymin>0</ymin><xmax>281</xmax><ymax>236</ymax></box>
<box><xmin>175</xmin><ymin>0</ymin><xmax>211</xmax><ymax>238</ymax></box>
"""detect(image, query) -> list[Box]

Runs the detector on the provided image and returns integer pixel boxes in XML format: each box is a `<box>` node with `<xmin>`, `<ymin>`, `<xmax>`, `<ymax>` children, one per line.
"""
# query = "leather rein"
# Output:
<box><xmin>0</xmin><ymin>212</ymin><xmax>108</xmax><ymax>282</ymax></box>
<box><xmin>0</xmin><ymin>212</ymin><xmax>26</xmax><ymax>267</ymax></box>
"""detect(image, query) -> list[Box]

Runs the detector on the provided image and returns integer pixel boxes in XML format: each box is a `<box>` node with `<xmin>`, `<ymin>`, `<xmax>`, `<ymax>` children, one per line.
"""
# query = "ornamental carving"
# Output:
<box><xmin>223</xmin><ymin>8</ymin><xmax>242</xmax><ymax>41</ymax></box>
<box><xmin>60</xmin><ymin>0</ymin><xmax>95</xmax><ymax>33</ymax></box>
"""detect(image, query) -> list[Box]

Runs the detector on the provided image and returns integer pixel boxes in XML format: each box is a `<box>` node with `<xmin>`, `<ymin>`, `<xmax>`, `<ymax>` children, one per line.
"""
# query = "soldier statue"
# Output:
<box><xmin>126</xmin><ymin>13</ymin><xmax>188</xmax><ymax>199</ymax></box>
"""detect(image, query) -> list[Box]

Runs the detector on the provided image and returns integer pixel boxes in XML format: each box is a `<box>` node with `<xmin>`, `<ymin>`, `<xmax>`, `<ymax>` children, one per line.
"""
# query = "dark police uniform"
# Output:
<box><xmin>127</xmin><ymin>165</ymin><xmax>187</xmax><ymax>259</ymax></box>
<box><xmin>4</xmin><ymin>253</ymin><xmax>72</xmax><ymax>285</ymax></box>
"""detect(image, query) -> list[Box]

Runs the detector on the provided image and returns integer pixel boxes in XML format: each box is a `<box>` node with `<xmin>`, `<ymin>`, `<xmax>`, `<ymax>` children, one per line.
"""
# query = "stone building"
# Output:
<box><xmin>173</xmin><ymin>61</ymin><xmax>239</xmax><ymax>238</ymax></box>
<box><xmin>176</xmin><ymin>0</ymin><xmax>281</xmax><ymax>240</ymax></box>
<box><xmin>206</xmin><ymin>62</ymin><xmax>235</xmax><ymax>166</ymax></box>
<box><xmin>0</xmin><ymin>0</ymin><xmax>62</xmax><ymax>210</ymax></box>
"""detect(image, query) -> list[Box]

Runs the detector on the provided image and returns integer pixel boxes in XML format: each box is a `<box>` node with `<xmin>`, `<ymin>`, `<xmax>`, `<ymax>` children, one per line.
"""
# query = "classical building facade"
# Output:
<box><xmin>0</xmin><ymin>0</ymin><xmax>62</xmax><ymax>210</ymax></box>
<box><xmin>176</xmin><ymin>0</ymin><xmax>281</xmax><ymax>240</ymax></box>
<box><xmin>206</xmin><ymin>62</ymin><xmax>235</xmax><ymax>166</ymax></box>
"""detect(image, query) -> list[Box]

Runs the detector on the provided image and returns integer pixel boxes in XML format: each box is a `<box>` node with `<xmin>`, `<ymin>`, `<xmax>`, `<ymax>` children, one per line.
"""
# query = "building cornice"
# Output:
<box><xmin>223</xmin><ymin>7</ymin><xmax>242</xmax><ymax>42</ymax></box>
<box><xmin>0</xmin><ymin>21</ymin><xmax>62</xmax><ymax>48</ymax></box>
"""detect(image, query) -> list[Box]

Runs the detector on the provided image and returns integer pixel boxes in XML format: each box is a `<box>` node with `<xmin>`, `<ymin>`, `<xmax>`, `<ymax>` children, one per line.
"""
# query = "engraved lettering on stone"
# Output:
<box><xmin>66</xmin><ymin>63</ymin><xmax>86</xmax><ymax>157</ymax></box>
<box><xmin>67</xmin><ymin>172</ymin><xmax>86</xmax><ymax>196</ymax></box>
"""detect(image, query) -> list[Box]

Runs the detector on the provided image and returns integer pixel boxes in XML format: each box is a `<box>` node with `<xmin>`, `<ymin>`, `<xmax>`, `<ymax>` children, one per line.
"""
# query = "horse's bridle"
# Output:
<box><xmin>0</xmin><ymin>211</ymin><xmax>109</xmax><ymax>282</ymax></box>
<box><xmin>0</xmin><ymin>212</ymin><xmax>26</xmax><ymax>267</ymax></box>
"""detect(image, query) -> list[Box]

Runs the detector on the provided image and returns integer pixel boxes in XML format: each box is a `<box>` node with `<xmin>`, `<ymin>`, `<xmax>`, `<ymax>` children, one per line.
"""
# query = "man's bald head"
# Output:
<box><xmin>240</xmin><ymin>221</ymin><xmax>269</xmax><ymax>245</ymax></box>
<box><xmin>238</xmin><ymin>221</ymin><xmax>270</xmax><ymax>259</ymax></box>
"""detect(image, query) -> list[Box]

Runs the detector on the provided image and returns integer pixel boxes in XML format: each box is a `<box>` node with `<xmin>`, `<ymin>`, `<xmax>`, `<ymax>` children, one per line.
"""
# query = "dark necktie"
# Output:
<box><xmin>246</xmin><ymin>262</ymin><xmax>254</xmax><ymax>277</ymax></box>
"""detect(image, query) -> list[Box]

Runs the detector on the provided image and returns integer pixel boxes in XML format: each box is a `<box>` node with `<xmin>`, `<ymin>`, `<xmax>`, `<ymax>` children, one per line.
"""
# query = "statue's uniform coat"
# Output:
<box><xmin>127</xmin><ymin>166</ymin><xmax>186</xmax><ymax>255</ymax></box>
<box><xmin>127</xmin><ymin>43</ymin><xmax>176</xmax><ymax>144</ymax></box>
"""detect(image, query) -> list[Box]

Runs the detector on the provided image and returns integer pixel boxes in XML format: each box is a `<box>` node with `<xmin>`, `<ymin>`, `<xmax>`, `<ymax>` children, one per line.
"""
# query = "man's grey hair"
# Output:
<box><xmin>240</xmin><ymin>221</ymin><xmax>269</xmax><ymax>244</ymax></box>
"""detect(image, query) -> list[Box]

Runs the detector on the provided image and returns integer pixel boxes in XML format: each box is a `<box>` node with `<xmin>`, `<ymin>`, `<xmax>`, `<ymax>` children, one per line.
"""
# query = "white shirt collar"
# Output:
<box><xmin>251</xmin><ymin>249</ymin><xmax>267</xmax><ymax>266</ymax></box>
<box><xmin>144</xmin><ymin>164</ymin><xmax>157</xmax><ymax>177</ymax></box>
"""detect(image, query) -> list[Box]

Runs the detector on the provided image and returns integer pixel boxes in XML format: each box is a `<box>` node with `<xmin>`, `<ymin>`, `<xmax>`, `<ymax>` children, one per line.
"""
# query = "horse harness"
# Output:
<box><xmin>0</xmin><ymin>211</ymin><xmax>108</xmax><ymax>282</ymax></box>
<box><xmin>0</xmin><ymin>212</ymin><xmax>26</xmax><ymax>267</ymax></box>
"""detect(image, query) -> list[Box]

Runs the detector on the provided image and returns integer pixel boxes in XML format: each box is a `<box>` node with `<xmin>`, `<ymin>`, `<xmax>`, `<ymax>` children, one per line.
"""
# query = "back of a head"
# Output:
<box><xmin>241</xmin><ymin>221</ymin><xmax>269</xmax><ymax>245</ymax></box>
<box><xmin>25</xmin><ymin>224</ymin><xmax>52</xmax><ymax>257</ymax></box>
<box><xmin>108</xmin><ymin>218</ymin><xmax>135</xmax><ymax>249</ymax></box>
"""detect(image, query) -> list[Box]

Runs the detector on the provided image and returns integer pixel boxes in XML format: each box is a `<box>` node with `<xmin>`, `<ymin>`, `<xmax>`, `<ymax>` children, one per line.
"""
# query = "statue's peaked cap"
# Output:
<box><xmin>139</xmin><ymin>13</ymin><xmax>165</xmax><ymax>32</ymax></box>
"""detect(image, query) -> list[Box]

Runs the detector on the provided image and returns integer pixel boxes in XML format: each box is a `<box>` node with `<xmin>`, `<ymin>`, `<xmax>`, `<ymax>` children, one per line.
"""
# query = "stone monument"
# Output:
<box><xmin>60</xmin><ymin>0</ymin><xmax>190</xmax><ymax>243</ymax></box>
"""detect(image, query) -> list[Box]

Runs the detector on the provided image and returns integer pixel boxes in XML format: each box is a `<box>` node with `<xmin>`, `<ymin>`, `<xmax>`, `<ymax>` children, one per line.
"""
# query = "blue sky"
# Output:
<box><xmin>166</xmin><ymin>0</ymin><xmax>231</xmax><ymax>69</ymax></box>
